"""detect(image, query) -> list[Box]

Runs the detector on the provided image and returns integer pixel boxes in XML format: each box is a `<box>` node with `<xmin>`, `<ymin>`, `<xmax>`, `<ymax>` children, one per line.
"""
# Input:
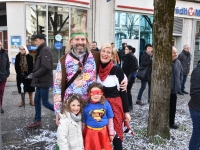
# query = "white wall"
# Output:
<box><xmin>93</xmin><ymin>0</ymin><xmax>115</xmax><ymax>48</ymax></box>
<box><xmin>7</xmin><ymin>2</ymin><xmax>25</xmax><ymax>81</ymax></box>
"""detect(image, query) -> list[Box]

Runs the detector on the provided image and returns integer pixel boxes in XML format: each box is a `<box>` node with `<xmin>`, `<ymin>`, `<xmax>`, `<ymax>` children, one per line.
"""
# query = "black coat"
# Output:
<box><xmin>171</xmin><ymin>59</ymin><xmax>183</xmax><ymax>94</ymax></box>
<box><xmin>122</xmin><ymin>53</ymin><xmax>138</xmax><ymax>78</ymax></box>
<box><xmin>0</xmin><ymin>49</ymin><xmax>10</xmax><ymax>81</ymax></box>
<box><xmin>140</xmin><ymin>51</ymin><xmax>152</xmax><ymax>82</ymax></box>
<box><xmin>188</xmin><ymin>63</ymin><xmax>200</xmax><ymax>112</ymax></box>
<box><xmin>31</xmin><ymin>43</ymin><xmax>53</xmax><ymax>88</ymax></box>
<box><xmin>15</xmin><ymin>53</ymin><xmax>35</xmax><ymax>93</ymax></box>
<box><xmin>178</xmin><ymin>50</ymin><xmax>191</xmax><ymax>75</ymax></box>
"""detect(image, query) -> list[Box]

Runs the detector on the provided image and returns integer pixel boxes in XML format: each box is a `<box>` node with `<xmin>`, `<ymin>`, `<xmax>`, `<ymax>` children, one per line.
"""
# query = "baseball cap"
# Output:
<box><xmin>31</xmin><ymin>34</ymin><xmax>46</xmax><ymax>41</ymax></box>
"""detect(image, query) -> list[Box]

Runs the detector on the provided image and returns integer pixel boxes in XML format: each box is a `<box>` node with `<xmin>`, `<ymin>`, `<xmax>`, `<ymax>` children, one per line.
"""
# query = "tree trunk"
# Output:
<box><xmin>147</xmin><ymin>0</ymin><xmax>176</xmax><ymax>139</ymax></box>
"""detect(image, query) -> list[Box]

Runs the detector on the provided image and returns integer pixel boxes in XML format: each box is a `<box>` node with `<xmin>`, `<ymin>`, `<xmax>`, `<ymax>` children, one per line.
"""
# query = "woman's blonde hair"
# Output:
<box><xmin>100</xmin><ymin>43</ymin><xmax>114</xmax><ymax>55</ymax></box>
<box><xmin>65</xmin><ymin>26</ymin><xmax>91</xmax><ymax>54</ymax></box>
<box><xmin>61</xmin><ymin>94</ymin><xmax>84</xmax><ymax>114</ymax></box>
<box><xmin>19</xmin><ymin>46</ymin><xmax>29</xmax><ymax>55</ymax></box>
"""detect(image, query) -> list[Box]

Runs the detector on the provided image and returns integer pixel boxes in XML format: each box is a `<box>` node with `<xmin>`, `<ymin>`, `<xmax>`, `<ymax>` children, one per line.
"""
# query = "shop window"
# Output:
<box><xmin>70</xmin><ymin>8</ymin><xmax>87</xmax><ymax>30</ymax></box>
<box><xmin>26</xmin><ymin>4</ymin><xmax>46</xmax><ymax>60</ymax></box>
<box><xmin>48</xmin><ymin>6</ymin><xmax>69</xmax><ymax>69</ymax></box>
<box><xmin>194</xmin><ymin>21</ymin><xmax>200</xmax><ymax>67</ymax></box>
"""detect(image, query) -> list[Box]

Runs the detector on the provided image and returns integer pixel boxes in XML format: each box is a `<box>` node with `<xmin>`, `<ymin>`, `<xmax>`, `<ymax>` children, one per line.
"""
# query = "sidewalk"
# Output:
<box><xmin>1</xmin><ymin>82</ymin><xmax>56</xmax><ymax>150</ymax></box>
<box><xmin>1</xmin><ymin>78</ymin><xmax>191</xmax><ymax>150</ymax></box>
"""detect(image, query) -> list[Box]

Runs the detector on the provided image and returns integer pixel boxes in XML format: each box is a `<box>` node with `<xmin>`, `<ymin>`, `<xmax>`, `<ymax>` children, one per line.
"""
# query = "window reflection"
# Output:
<box><xmin>194</xmin><ymin>21</ymin><xmax>200</xmax><ymax>67</ymax></box>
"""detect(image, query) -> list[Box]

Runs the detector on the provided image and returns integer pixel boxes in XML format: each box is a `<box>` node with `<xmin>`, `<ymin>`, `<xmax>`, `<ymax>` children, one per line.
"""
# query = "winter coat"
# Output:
<box><xmin>15</xmin><ymin>53</ymin><xmax>35</xmax><ymax>93</ymax></box>
<box><xmin>0</xmin><ymin>48</ymin><xmax>10</xmax><ymax>81</ymax></box>
<box><xmin>57</xmin><ymin>112</ymin><xmax>84</xmax><ymax>150</ymax></box>
<box><xmin>178</xmin><ymin>50</ymin><xmax>191</xmax><ymax>75</ymax></box>
<box><xmin>171</xmin><ymin>59</ymin><xmax>183</xmax><ymax>94</ymax></box>
<box><xmin>188</xmin><ymin>63</ymin><xmax>200</xmax><ymax>112</ymax></box>
<box><xmin>140</xmin><ymin>51</ymin><xmax>152</xmax><ymax>82</ymax></box>
<box><xmin>31</xmin><ymin>43</ymin><xmax>53</xmax><ymax>88</ymax></box>
<box><xmin>122</xmin><ymin>53</ymin><xmax>138</xmax><ymax>79</ymax></box>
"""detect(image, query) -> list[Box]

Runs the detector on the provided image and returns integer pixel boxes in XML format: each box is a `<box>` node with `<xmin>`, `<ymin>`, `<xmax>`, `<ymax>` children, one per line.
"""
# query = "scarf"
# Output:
<box><xmin>19</xmin><ymin>54</ymin><xmax>28</xmax><ymax>73</ymax></box>
<box><xmin>70</xmin><ymin>112</ymin><xmax>82</xmax><ymax>125</ymax></box>
<box><xmin>99</xmin><ymin>60</ymin><xmax>114</xmax><ymax>81</ymax></box>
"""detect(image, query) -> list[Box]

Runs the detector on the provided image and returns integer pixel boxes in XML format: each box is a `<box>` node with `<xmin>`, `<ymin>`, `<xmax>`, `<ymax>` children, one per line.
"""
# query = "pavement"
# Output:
<box><xmin>0</xmin><ymin>78</ymin><xmax>191</xmax><ymax>150</ymax></box>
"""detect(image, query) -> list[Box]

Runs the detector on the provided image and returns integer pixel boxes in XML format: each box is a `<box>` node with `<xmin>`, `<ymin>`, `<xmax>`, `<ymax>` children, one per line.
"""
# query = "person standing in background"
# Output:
<box><xmin>15</xmin><ymin>45</ymin><xmax>35</xmax><ymax>107</ymax></box>
<box><xmin>188</xmin><ymin>60</ymin><xmax>200</xmax><ymax>150</ymax></box>
<box><xmin>178</xmin><ymin>45</ymin><xmax>191</xmax><ymax>95</ymax></box>
<box><xmin>0</xmin><ymin>41</ymin><xmax>10</xmax><ymax>113</ymax></box>
<box><xmin>122</xmin><ymin>45</ymin><xmax>138</xmax><ymax>110</ymax></box>
<box><xmin>111</xmin><ymin>42</ymin><xmax>120</xmax><ymax>65</ymax></box>
<box><xmin>170</xmin><ymin>47</ymin><xmax>183</xmax><ymax>129</ymax></box>
<box><xmin>91</xmin><ymin>41</ymin><xmax>99</xmax><ymax>52</ymax></box>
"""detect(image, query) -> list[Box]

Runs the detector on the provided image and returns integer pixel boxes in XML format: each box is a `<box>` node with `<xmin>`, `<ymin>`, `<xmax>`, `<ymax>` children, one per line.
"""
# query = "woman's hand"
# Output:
<box><xmin>125</xmin><ymin>112</ymin><xmax>131</xmax><ymax>123</ymax></box>
<box><xmin>109</xmin><ymin>135</ymin><xmax>114</xmax><ymax>142</ymax></box>
<box><xmin>56</xmin><ymin>113</ymin><xmax>61</xmax><ymax>125</ymax></box>
<box><xmin>120</xmin><ymin>76</ymin><xmax>128</xmax><ymax>91</ymax></box>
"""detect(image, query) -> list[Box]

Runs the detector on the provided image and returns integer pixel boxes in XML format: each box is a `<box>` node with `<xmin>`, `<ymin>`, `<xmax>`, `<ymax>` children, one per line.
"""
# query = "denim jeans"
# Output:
<box><xmin>181</xmin><ymin>75</ymin><xmax>187</xmax><ymax>92</ymax></box>
<box><xmin>189</xmin><ymin>107</ymin><xmax>200</xmax><ymax>150</ymax></box>
<box><xmin>137</xmin><ymin>81</ymin><xmax>151</xmax><ymax>101</ymax></box>
<box><xmin>34</xmin><ymin>87</ymin><xmax>54</xmax><ymax>121</ymax></box>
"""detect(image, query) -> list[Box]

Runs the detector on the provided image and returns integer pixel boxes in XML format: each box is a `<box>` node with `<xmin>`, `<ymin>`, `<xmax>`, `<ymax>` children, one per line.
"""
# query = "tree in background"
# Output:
<box><xmin>147</xmin><ymin>0</ymin><xmax>176</xmax><ymax>139</ymax></box>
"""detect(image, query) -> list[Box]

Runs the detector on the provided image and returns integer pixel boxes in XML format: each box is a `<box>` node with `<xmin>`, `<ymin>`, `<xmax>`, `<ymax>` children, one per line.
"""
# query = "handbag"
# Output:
<box><xmin>136</xmin><ymin>67</ymin><xmax>148</xmax><ymax>80</ymax></box>
<box><xmin>25</xmin><ymin>73</ymin><xmax>33</xmax><ymax>79</ymax></box>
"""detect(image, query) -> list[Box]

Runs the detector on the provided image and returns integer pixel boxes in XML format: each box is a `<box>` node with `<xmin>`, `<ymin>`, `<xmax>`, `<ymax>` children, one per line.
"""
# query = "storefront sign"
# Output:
<box><xmin>28</xmin><ymin>45</ymin><xmax>37</xmax><ymax>50</ymax></box>
<box><xmin>174</xmin><ymin>7</ymin><xmax>200</xmax><ymax>16</ymax></box>
<box><xmin>10</xmin><ymin>36</ymin><xmax>21</xmax><ymax>48</ymax></box>
<box><xmin>55</xmin><ymin>34</ymin><xmax>62</xmax><ymax>41</ymax></box>
<box><xmin>54</xmin><ymin>42</ymin><xmax>63</xmax><ymax>50</ymax></box>
<box><xmin>12</xmin><ymin>58</ymin><xmax>15</xmax><ymax>64</ymax></box>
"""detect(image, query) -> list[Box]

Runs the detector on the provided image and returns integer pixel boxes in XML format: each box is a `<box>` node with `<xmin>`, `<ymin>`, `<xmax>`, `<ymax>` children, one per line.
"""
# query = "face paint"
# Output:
<box><xmin>90</xmin><ymin>90</ymin><xmax>103</xmax><ymax>96</ymax></box>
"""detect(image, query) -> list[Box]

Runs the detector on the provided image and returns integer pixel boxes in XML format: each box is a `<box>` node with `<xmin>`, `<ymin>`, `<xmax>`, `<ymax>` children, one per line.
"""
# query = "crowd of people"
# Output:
<box><xmin>0</xmin><ymin>25</ymin><xmax>199</xmax><ymax>150</ymax></box>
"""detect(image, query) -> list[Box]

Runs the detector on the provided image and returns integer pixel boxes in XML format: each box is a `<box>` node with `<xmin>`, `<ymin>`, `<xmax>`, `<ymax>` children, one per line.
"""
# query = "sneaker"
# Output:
<box><xmin>182</xmin><ymin>91</ymin><xmax>188</xmax><ymax>94</ymax></box>
<box><xmin>170</xmin><ymin>124</ymin><xmax>179</xmax><ymax>129</ymax></box>
<box><xmin>27</xmin><ymin>121</ymin><xmax>41</xmax><ymax>129</ymax></box>
<box><xmin>177</xmin><ymin>91</ymin><xmax>184</xmax><ymax>95</ymax></box>
<box><xmin>1</xmin><ymin>108</ymin><xmax>4</xmax><ymax>113</ymax></box>
<box><xmin>136</xmin><ymin>100</ymin><xmax>145</xmax><ymax>106</ymax></box>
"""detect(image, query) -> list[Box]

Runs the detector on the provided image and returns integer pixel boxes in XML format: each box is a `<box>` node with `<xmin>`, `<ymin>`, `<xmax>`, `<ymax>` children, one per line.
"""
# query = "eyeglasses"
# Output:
<box><xmin>20</xmin><ymin>48</ymin><xmax>25</xmax><ymax>50</ymax></box>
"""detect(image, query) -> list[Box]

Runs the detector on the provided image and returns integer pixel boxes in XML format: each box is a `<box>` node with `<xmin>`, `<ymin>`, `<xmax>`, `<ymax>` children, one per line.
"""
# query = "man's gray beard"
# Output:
<box><xmin>73</xmin><ymin>47</ymin><xmax>86</xmax><ymax>54</ymax></box>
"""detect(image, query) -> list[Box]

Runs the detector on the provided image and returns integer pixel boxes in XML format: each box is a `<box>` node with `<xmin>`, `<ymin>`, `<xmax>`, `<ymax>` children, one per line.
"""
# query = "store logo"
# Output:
<box><xmin>175</xmin><ymin>7</ymin><xmax>200</xmax><ymax>16</ymax></box>
<box><xmin>188</xmin><ymin>7</ymin><xmax>194</xmax><ymax>16</ymax></box>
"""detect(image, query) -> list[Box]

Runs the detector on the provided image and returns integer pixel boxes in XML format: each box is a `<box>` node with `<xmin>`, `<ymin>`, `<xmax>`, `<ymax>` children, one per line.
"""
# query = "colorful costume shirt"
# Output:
<box><xmin>54</xmin><ymin>52</ymin><xmax>96</xmax><ymax>114</ymax></box>
<box><xmin>83</xmin><ymin>100</ymin><xmax>114</xmax><ymax>128</ymax></box>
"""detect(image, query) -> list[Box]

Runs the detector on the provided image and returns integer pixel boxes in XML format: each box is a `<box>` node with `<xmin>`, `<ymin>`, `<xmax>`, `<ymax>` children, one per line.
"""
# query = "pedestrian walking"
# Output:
<box><xmin>177</xmin><ymin>44</ymin><xmax>191</xmax><ymax>95</ymax></box>
<box><xmin>188</xmin><ymin>60</ymin><xmax>200</xmax><ymax>150</ymax></box>
<box><xmin>83</xmin><ymin>82</ymin><xmax>114</xmax><ymax>150</ymax></box>
<box><xmin>15</xmin><ymin>45</ymin><xmax>35</xmax><ymax>107</ymax></box>
<box><xmin>0</xmin><ymin>41</ymin><xmax>10</xmax><ymax>113</ymax></box>
<box><xmin>136</xmin><ymin>44</ymin><xmax>153</xmax><ymax>105</ymax></box>
<box><xmin>27</xmin><ymin>34</ymin><xmax>54</xmax><ymax>129</ymax></box>
<box><xmin>57</xmin><ymin>94</ymin><xmax>84</xmax><ymax>150</ymax></box>
<box><xmin>122</xmin><ymin>45</ymin><xmax>138</xmax><ymax>110</ymax></box>
<box><xmin>169</xmin><ymin>46</ymin><xmax>183</xmax><ymax>129</ymax></box>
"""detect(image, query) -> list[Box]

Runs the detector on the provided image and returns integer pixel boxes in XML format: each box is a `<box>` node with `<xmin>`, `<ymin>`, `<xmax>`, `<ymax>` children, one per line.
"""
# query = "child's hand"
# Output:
<box><xmin>125</xmin><ymin>112</ymin><xmax>131</xmax><ymax>123</ymax></box>
<box><xmin>109</xmin><ymin>135</ymin><xmax>114</xmax><ymax>142</ymax></box>
<box><xmin>56</xmin><ymin>113</ymin><xmax>61</xmax><ymax>125</ymax></box>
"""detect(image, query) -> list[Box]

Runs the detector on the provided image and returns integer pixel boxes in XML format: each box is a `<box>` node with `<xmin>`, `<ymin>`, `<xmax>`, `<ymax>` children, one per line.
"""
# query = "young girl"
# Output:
<box><xmin>56</xmin><ymin>94</ymin><xmax>84</xmax><ymax>150</ymax></box>
<box><xmin>83</xmin><ymin>82</ymin><xmax>114</xmax><ymax>150</ymax></box>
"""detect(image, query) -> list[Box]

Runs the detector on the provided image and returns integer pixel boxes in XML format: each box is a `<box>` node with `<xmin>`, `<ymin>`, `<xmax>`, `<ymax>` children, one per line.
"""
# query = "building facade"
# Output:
<box><xmin>0</xmin><ymin>0</ymin><xmax>200</xmax><ymax>81</ymax></box>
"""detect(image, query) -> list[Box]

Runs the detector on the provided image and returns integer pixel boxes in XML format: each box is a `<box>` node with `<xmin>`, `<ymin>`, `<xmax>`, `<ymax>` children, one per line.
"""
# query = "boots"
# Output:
<box><xmin>18</xmin><ymin>95</ymin><xmax>24</xmax><ymax>107</ymax></box>
<box><xmin>28</xmin><ymin>92</ymin><xmax>34</xmax><ymax>106</ymax></box>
